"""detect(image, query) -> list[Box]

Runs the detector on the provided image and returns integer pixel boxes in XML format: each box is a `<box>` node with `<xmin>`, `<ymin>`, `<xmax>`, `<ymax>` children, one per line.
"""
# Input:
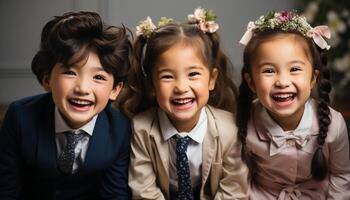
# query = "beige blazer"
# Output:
<box><xmin>128</xmin><ymin>105</ymin><xmax>248</xmax><ymax>200</ymax></box>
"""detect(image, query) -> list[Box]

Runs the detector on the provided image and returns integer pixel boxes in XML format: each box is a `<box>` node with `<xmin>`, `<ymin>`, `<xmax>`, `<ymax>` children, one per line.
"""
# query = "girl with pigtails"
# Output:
<box><xmin>237</xmin><ymin>10</ymin><xmax>350</xmax><ymax>199</ymax></box>
<box><xmin>119</xmin><ymin>7</ymin><xmax>248</xmax><ymax>200</ymax></box>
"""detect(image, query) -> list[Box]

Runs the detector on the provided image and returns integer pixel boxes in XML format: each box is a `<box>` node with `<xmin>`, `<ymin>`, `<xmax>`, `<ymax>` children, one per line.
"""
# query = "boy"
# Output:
<box><xmin>0</xmin><ymin>11</ymin><xmax>131</xmax><ymax>199</ymax></box>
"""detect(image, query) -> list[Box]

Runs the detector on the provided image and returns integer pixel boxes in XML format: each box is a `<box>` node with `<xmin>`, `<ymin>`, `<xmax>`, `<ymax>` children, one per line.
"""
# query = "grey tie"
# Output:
<box><xmin>57</xmin><ymin>130</ymin><xmax>85</xmax><ymax>174</ymax></box>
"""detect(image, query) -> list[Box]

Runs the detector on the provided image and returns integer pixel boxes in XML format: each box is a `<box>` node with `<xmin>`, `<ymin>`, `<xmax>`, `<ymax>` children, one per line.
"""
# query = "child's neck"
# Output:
<box><xmin>268</xmin><ymin>108</ymin><xmax>305</xmax><ymax>131</ymax></box>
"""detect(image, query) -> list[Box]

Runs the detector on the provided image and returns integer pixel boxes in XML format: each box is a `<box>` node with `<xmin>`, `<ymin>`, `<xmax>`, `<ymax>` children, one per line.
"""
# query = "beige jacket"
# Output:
<box><xmin>128</xmin><ymin>105</ymin><xmax>248</xmax><ymax>200</ymax></box>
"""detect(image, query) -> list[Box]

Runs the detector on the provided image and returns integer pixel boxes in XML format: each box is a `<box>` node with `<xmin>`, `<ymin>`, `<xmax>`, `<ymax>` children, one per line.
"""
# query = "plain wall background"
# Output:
<box><xmin>0</xmin><ymin>0</ymin><xmax>296</xmax><ymax>104</ymax></box>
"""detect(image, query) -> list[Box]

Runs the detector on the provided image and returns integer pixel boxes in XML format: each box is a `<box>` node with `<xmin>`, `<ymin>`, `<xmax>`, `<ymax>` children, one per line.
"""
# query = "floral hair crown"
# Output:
<box><xmin>136</xmin><ymin>7</ymin><xmax>219</xmax><ymax>39</ymax></box>
<box><xmin>239</xmin><ymin>11</ymin><xmax>331</xmax><ymax>50</ymax></box>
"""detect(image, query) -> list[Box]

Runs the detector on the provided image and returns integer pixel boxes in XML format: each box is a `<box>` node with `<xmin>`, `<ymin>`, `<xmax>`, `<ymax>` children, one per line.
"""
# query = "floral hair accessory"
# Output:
<box><xmin>136</xmin><ymin>17</ymin><xmax>156</xmax><ymax>38</ymax></box>
<box><xmin>188</xmin><ymin>7</ymin><xmax>219</xmax><ymax>33</ymax></box>
<box><xmin>136</xmin><ymin>16</ymin><xmax>174</xmax><ymax>39</ymax></box>
<box><xmin>239</xmin><ymin>11</ymin><xmax>331</xmax><ymax>50</ymax></box>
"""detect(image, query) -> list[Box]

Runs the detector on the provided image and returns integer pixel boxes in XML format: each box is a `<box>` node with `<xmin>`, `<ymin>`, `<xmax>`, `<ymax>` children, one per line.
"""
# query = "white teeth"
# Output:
<box><xmin>173</xmin><ymin>99</ymin><xmax>192</xmax><ymax>104</ymax></box>
<box><xmin>273</xmin><ymin>94</ymin><xmax>293</xmax><ymax>99</ymax></box>
<box><xmin>71</xmin><ymin>99</ymin><xmax>91</xmax><ymax>105</ymax></box>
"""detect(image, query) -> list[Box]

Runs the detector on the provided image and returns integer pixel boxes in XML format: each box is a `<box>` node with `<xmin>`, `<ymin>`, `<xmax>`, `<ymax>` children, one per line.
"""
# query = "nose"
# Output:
<box><xmin>174</xmin><ymin>79</ymin><xmax>189</xmax><ymax>94</ymax></box>
<box><xmin>74</xmin><ymin>77</ymin><xmax>90</xmax><ymax>95</ymax></box>
<box><xmin>275</xmin><ymin>73</ymin><xmax>291</xmax><ymax>88</ymax></box>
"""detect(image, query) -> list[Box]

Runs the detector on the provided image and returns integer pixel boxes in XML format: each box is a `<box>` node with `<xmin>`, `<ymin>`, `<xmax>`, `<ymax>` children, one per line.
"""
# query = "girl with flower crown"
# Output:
<box><xmin>118</xmin><ymin>7</ymin><xmax>248</xmax><ymax>200</ymax></box>
<box><xmin>237</xmin><ymin>10</ymin><xmax>350</xmax><ymax>199</ymax></box>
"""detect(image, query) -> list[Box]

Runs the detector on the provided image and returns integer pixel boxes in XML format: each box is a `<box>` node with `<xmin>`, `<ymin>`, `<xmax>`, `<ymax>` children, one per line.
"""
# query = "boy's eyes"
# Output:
<box><xmin>62</xmin><ymin>70</ymin><xmax>76</xmax><ymax>76</ymax></box>
<box><xmin>94</xmin><ymin>74</ymin><xmax>107</xmax><ymax>81</ymax></box>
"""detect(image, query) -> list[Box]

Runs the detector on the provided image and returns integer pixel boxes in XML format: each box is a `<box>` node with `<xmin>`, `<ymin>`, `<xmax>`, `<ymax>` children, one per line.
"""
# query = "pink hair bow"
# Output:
<box><xmin>239</xmin><ymin>21</ymin><xmax>256</xmax><ymax>45</ymax></box>
<box><xmin>307</xmin><ymin>25</ymin><xmax>331</xmax><ymax>50</ymax></box>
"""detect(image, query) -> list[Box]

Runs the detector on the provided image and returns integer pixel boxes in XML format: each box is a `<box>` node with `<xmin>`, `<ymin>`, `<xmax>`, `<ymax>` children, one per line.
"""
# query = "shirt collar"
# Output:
<box><xmin>261</xmin><ymin>99</ymin><xmax>313</xmax><ymax>137</ymax></box>
<box><xmin>158</xmin><ymin>108</ymin><xmax>207</xmax><ymax>144</ymax></box>
<box><xmin>54</xmin><ymin>106</ymin><xmax>97</xmax><ymax>136</ymax></box>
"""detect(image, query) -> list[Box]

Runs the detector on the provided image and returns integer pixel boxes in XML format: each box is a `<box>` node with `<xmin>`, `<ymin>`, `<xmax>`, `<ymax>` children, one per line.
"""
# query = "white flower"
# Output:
<box><xmin>334</xmin><ymin>53</ymin><xmax>350</xmax><ymax>72</ymax></box>
<box><xmin>188</xmin><ymin>7</ymin><xmax>206</xmax><ymax>23</ymax></box>
<box><xmin>199</xmin><ymin>21</ymin><xmax>219</xmax><ymax>33</ymax></box>
<box><xmin>136</xmin><ymin>16</ymin><xmax>156</xmax><ymax>37</ymax></box>
<box><xmin>304</xmin><ymin>2</ymin><xmax>319</xmax><ymax>22</ymax></box>
<box><xmin>327</xmin><ymin>11</ymin><xmax>346</xmax><ymax>34</ymax></box>
<box><xmin>341</xmin><ymin>9</ymin><xmax>349</xmax><ymax>18</ymax></box>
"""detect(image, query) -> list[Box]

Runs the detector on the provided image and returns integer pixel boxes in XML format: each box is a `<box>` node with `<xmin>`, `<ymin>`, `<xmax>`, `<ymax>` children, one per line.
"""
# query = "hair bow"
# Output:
<box><xmin>307</xmin><ymin>25</ymin><xmax>331</xmax><ymax>50</ymax></box>
<box><xmin>239</xmin><ymin>21</ymin><xmax>255</xmax><ymax>46</ymax></box>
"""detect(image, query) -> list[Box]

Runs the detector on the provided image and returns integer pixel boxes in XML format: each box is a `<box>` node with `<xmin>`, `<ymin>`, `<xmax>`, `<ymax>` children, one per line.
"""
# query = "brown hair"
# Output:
<box><xmin>31</xmin><ymin>11</ymin><xmax>132</xmax><ymax>87</ymax></box>
<box><xmin>118</xmin><ymin>23</ymin><xmax>237</xmax><ymax>117</ymax></box>
<box><xmin>236</xmin><ymin>30</ymin><xmax>331</xmax><ymax>180</ymax></box>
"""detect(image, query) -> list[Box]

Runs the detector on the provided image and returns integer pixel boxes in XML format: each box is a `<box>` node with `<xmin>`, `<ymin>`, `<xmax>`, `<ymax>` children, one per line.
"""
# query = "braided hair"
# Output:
<box><xmin>236</xmin><ymin>30</ymin><xmax>331</xmax><ymax>180</ymax></box>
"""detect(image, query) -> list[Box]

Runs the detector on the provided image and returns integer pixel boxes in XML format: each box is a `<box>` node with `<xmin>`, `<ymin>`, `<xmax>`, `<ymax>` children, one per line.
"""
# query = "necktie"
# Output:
<box><xmin>57</xmin><ymin>130</ymin><xmax>85</xmax><ymax>174</ymax></box>
<box><xmin>175</xmin><ymin>135</ymin><xmax>193</xmax><ymax>200</ymax></box>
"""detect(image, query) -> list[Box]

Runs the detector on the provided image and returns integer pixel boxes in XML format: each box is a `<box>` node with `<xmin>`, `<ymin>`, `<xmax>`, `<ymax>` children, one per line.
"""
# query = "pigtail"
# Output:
<box><xmin>311</xmin><ymin>50</ymin><xmax>331</xmax><ymax>180</ymax></box>
<box><xmin>236</xmin><ymin>64</ymin><xmax>258</xmax><ymax>178</ymax></box>
<box><xmin>117</xmin><ymin>36</ymin><xmax>153</xmax><ymax>118</ymax></box>
<box><xmin>207</xmin><ymin>32</ymin><xmax>238</xmax><ymax>113</ymax></box>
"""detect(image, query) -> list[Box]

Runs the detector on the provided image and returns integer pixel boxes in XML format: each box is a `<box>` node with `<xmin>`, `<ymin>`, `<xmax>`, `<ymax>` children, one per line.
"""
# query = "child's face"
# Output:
<box><xmin>43</xmin><ymin>50</ymin><xmax>123</xmax><ymax>129</ymax></box>
<box><xmin>151</xmin><ymin>43</ymin><xmax>217</xmax><ymax>132</ymax></box>
<box><xmin>245</xmin><ymin>35</ymin><xmax>317</xmax><ymax>130</ymax></box>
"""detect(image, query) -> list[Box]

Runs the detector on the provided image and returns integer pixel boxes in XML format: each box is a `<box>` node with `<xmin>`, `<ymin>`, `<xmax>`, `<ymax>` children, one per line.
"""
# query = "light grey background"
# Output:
<box><xmin>0</xmin><ymin>0</ymin><xmax>295</xmax><ymax>104</ymax></box>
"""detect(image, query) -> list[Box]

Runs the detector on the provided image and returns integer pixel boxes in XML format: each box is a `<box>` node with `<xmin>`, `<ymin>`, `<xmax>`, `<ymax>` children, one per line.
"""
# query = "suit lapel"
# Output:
<box><xmin>83</xmin><ymin>110</ymin><xmax>110</xmax><ymax>173</ymax></box>
<box><xmin>201</xmin><ymin>106</ymin><xmax>218</xmax><ymax>184</ymax></box>
<box><xmin>36</xmin><ymin>97</ymin><xmax>59</xmax><ymax>176</ymax></box>
<box><xmin>151</xmin><ymin>112</ymin><xmax>170</xmax><ymax>179</ymax></box>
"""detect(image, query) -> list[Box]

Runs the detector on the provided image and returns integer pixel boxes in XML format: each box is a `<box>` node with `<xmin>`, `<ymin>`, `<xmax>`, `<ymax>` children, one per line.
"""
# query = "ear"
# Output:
<box><xmin>42</xmin><ymin>74</ymin><xmax>51</xmax><ymax>92</ymax></box>
<box><xmin>244</xmin><ymin>73</ymin><xmax>256</xmax><ymax>93</ymax></box>
<box><xmin>311</xmin><ymin>69</ymin><xmax>319</xmax><ymax>89</ymax></box>
<box><xmin>109</xmin><ymin>82</ymin><xmax>124</xmax><ymax>101</ymax></box>
<box><xmin>209</xmin><ymin>68</ymin><xmax>218</xmax><ymax>91</ymax></box>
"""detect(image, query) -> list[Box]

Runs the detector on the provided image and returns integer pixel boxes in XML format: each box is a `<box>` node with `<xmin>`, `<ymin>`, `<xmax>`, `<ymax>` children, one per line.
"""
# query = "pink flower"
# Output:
<box><xmin>277</xmin><ymin>11</ymin><xmax>293</xmax><ymax>23</ymax></box>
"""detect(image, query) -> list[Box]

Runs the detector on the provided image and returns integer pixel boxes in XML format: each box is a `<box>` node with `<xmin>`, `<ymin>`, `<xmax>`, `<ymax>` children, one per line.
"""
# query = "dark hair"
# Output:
<box><xmin>118</xmin><ymin>23</ymin><xmax>237</xmax><ymax>117</ymax></box>
<box><xmin>31</xmin><ymin>11</ymin><xmax>132</xmax><ymax>87</ymax></box>
<box><xmin>236</xmin><ymin>30</ymin><xmax>331</xmax><ymax>181</ymax></box>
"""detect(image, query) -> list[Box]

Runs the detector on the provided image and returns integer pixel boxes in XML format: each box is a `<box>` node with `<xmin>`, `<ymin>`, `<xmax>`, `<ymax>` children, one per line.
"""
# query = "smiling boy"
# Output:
<box><xmin>0</xmin><ymin>11</ymin><xmax>132</xmax><ymax>199</ymax></box>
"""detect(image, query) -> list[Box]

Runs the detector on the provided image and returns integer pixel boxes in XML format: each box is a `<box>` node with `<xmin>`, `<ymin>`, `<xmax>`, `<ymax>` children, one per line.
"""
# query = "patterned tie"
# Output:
<box><xmin>57</xmin><ymin>130</ymin><xmax>85</xmax><ymax>174</ymax></box>
<box><xmin>175</xmin><ymin>135</ymin><xmax>193</xmax><ymax>200</ymax></box>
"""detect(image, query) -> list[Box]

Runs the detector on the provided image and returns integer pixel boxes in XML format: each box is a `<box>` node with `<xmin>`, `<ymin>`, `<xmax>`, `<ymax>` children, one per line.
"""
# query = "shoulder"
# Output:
<box><xmin>103</xmin><ymin>103</ymin><xmax>130</xmax><ymax>125</ymax></box>
<box><xmin>206</xmin><ymin>105</ymin><xmax>237</xmax><ymax>139</ymax></box>
<box><xmin>132</xmin><ymin>107</ymin><xmax>158</xmax><ymax>129</ymax></box>
<box><xmin>308</xmin><ymin>99</ymin><xmax>347</xmax><ymax>142</ymax></box>
<box><xmin>7</xmin><ymin>93</ymin><xmax>53</xmax><ymax>116</ymax></box>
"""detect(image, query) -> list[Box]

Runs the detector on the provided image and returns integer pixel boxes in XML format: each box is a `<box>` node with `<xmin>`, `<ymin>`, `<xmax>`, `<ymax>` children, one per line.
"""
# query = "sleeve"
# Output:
<box><xmin>0</xmin><ymin>103</ymin><xmax>22</xmax><ymax>199</ymax></box>
<box><xmin>99</xmin><ymin>118</ymin><xmax>131</xmax><ymax>199</ymax></box>
<box><xmin>128</xmin><ymin>118</ymin><xmax>166</xmax><ymax>200</ymax></box>
<box><xmin>214</xmin><ymin>129</ymin><xmax>249</xmax><ymax>200</ymax></box>
<box><xmin>327</xmin><ymin>112</ymin><xmax>350</xmax><ymax>200</ymax></box>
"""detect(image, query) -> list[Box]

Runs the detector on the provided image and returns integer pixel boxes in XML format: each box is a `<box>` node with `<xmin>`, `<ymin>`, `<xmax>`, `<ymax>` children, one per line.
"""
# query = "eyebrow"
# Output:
<box><xmin>257</xmin><ymin>60</ymin><xmax>306</xmax><ymax>68</ymax></box>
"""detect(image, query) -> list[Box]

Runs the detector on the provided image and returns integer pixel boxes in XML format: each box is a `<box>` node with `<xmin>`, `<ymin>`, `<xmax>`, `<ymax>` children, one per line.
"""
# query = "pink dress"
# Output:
<box><xmin>247</xmin><ymin>99</ymin><xmax>350</xmax><ymax>200</ymax></box>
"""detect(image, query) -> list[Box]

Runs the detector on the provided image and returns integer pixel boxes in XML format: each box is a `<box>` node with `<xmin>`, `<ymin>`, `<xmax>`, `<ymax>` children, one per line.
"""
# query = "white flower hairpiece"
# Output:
<box><xmin>136</xmin><ymin>16</ymin><xmax>174</xmax><ymax>39</ymax></box>
<box><xmin>188</xmin><ymin>7</ymin><xmax>219</xmax><ymax>33</ymax></box>
<box><xmin>239</xmin><ymin>11</ymin><xmax>331</xmax><ymax>50</ymax></box>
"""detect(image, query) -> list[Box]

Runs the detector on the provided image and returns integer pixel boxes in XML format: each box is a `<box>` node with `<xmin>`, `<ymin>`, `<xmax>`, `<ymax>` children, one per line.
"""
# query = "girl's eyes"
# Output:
<box><xmin>262</xmin><ymin>68</ymin><xmax>275</xmax><ymax>74</ymax></box>
<box><xmin>160</xmin><ymin>74</ymin><xmax>173</xmax><ymax>80</ymax></box>
<box><xmin>290</xmin><ymin>66</ymin><xmax>302</xmax><ymax>72</ymax></box>
<box><xmin>189</xmin><ymin>71</ymin><xmax>200</xmax><ymax>77</ymax></box>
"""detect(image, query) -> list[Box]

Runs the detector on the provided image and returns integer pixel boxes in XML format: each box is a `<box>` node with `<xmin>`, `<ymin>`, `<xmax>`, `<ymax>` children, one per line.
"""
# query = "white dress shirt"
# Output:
<box><xmin>158</xmin><ymin>108</ymin><xmax>207</xmax><ymax>194</ymax></box>
<box><xmin>54</xmin><ymin>107</ymin><xmax>97</xmax><ymax>173</ymax></box>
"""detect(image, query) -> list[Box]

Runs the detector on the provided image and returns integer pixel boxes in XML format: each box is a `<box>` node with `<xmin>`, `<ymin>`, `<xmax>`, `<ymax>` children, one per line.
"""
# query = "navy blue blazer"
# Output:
<box><xmin>0</xmin><ymin>93</ymin><xmax>131</xmax><ymax>200</ymax></box>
